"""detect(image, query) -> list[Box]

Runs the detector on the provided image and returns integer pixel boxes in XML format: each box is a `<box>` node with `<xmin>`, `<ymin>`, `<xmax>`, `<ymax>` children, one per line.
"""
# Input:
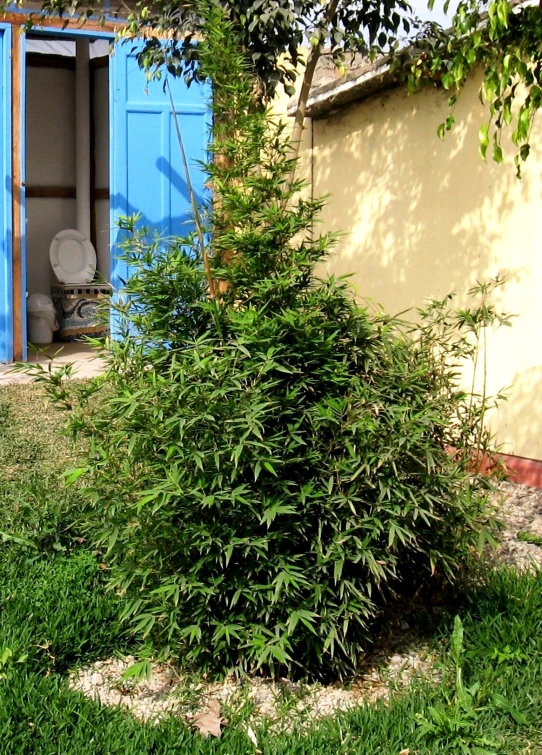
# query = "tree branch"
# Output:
<box><xmin>286</xmin><ymin>0</ymin><xmax>341</xmax><ymax>186</ymax></box>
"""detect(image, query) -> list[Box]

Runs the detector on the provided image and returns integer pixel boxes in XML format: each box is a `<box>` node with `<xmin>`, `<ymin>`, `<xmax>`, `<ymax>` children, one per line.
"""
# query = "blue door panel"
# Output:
<box><xmin>0</xmin><ymin>25</ymin><xmax>11</xmax><ymax>364</ymax></box>
<box><xmin>126</xmin><ymin>66</ymin><xmax>206</xmax><ymax>107</ymax></box>
<box><xmin>110</xmin><ymin>42</ymin><xmax>209</xmax><ymax>298</ymax></box>
<box><xmin>167</xmin><ymin>109</ymin><xmax>208</xmax><ymax>234</ymax></box>
<box><xmin>126</xmin><ymin>110</ymin><xmax>166</xmax><ymax>229</ymax></box>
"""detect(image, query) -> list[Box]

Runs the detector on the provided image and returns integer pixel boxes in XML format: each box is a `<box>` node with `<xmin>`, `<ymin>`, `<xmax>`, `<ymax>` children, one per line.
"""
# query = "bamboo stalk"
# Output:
<box><xmin>167</xmin><ymin>79</ymin><xmax>217</xmax><ymax>300</ymax></box>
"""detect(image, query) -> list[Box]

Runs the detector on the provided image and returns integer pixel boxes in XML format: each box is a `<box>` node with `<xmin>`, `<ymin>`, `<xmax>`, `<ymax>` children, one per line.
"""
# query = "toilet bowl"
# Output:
<box><xmin>49</xmin><ymin>229</ymin><xmax>97</xmax><ymax>284</ymax></box>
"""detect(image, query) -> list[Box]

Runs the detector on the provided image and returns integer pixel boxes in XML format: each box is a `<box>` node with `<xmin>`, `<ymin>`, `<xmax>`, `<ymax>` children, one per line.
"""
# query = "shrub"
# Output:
<box><xmin>32</xmin><ymin>11</ymin><xmax>503</xmax><ymax>679</ymax></box>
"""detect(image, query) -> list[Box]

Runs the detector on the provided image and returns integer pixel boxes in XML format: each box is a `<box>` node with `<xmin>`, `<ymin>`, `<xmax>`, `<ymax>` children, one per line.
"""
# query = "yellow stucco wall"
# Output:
<box><xmin>310</xmin><ymin>72</ymin><xmax>542</xmax><ymax>461</ymax></box>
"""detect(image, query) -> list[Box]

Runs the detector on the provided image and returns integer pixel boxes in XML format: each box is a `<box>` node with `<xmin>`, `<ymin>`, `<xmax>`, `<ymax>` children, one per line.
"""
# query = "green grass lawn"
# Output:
<box><xmin>1</xmin><ymin>383</ymin><xmax>542</xmax><ymax>754</ymax></box>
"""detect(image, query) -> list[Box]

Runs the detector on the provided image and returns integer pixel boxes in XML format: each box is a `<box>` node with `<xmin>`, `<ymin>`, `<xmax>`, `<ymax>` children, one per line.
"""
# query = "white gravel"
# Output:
<box><xmin>491</xmin><ymin>481</ymin><xmax>542</xmax><ymax>570</ymax></box>
<box><xmin>69</xmin><ymin>643</ymin><xmax>438</xmax><ymax>728</ymax></box>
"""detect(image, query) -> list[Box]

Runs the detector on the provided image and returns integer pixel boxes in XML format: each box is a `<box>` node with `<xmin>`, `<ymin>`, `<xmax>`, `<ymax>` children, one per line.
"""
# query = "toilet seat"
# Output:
<box><xmin>50</xmin><ymin>229</ymin><xmax>96</xmax><ymax>284</ymax></box>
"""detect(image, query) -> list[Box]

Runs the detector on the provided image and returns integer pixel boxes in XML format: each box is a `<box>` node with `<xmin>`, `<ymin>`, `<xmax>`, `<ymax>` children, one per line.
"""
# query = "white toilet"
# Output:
<box><xmin>26</xmin><ymin>230</ymin><xmax>104</xmax><ymax>346</ymax></box>
<box><xmin>49</xmin><ymin>229</ymin><xmax>97</xmax><ymax>285</ymax></box>
<box><xmin>48</xmin><ymin>229</ymin><xmax>111</xmax><ymax>342</ymax></box>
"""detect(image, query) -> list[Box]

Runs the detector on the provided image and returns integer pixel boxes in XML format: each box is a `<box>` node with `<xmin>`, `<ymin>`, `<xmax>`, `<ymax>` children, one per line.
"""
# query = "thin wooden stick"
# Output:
<box><xmin>167</xmin><ymin>79</ymin><xmax>217</xmax><ymax>300</ymax></box>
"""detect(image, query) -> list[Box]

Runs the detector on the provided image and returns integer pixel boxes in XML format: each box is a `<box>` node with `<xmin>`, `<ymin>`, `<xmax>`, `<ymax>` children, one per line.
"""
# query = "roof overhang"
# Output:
<box><xmin>295</xmin><ymin>56</ymin><xmax>395</xmax><ymax>119</ymax></box>
<box><xmin>291</xmin><ymin>0</ymin><xmax>532</xmax><ymax>120</ymax></box>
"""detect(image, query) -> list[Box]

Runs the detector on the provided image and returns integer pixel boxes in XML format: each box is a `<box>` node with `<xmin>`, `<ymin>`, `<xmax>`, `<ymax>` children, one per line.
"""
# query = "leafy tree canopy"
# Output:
<box><xmin>20</xmin><ymin>0</ymin><xmax>542</xmax><ymax>172</ymax></box>
<box><xmin>35</xmin><ymin>0</ymin><xmax>412</xmax><ymax>98</ymax></box>
<box><xmin>403</xmin><ymin>0</ymin><xmax>542</xmax><ymax>174</ymax></box>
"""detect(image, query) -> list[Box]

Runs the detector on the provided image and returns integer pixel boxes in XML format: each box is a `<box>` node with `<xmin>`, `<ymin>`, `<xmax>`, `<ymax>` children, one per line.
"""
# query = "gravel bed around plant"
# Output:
<box><xmin>491</xmin><ymin>481</ymin><xmax>542</xmax><ymax>570</ymax></box>
<box><xmin>68</xmin><ymin>480</ymin><xmax>542</xmax><ymax>732</ymax></box>
<box><xmin>69</xmin><ymin>642</ymin><xmax>439</xmax><ymax>731</ymax></box>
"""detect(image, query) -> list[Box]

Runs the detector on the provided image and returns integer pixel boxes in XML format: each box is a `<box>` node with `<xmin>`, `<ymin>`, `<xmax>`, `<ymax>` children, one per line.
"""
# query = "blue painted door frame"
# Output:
<box><xmin>0</xmin><ymin>24</ymin><xmax>12</xmax><ymax>363</ymax></box>
<box><xmin>11</xmin><ymin>26</ymin><xmax>112</xmax><ymax>363</ymax></box>
<box><xmin>18</xmin><ymin>30</ymin><xmax>27</xmax><ymax>363</ymax></box>
<box><xmin>0</xmin><ymin>26</ymin><xmax>208</xmax><ymax>362</ymax></box>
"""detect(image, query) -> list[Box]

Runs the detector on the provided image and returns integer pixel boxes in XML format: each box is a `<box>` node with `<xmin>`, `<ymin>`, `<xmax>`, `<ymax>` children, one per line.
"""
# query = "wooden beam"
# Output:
<box><xmin>12</xmin><ymin>26</ymin><xmax>23</xmax><ymax>362</ymax></box>
<box><xmin>25</xmin><ymin>186</ymin><xmax>111</xmax><ymax>199</ymax></box>
<box><xmin>26</xmin><ymin>185</ymin><xmax>76</xmax><ymax>198</ymax></box>
<box><xmin>25</xmin><ymin>182</ymin><xmax>110</xmax><ymax>197</ymax></box>
<box><xmin>90</xmin><ymin>60</ymin><xmax>96</xmax><ymax>250</ymax></box>
<box><xmin>2</xmin><ymin>12</ymin><xmax>124</xmax><ymax>34</ymax></box>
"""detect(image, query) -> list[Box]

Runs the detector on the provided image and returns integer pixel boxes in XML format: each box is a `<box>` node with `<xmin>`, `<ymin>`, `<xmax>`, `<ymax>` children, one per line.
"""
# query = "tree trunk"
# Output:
<box><xmin>286</xmin><ymin>0</ymin><xmax>341</xmax><ymax>187</ymax></box>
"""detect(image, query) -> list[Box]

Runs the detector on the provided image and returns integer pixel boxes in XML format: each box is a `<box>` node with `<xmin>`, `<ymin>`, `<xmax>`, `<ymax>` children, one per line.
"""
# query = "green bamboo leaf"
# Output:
<box><xmin>62</xmin><ymin>467</ymin><xmax>88</xmax><ymax>485</ymax></box>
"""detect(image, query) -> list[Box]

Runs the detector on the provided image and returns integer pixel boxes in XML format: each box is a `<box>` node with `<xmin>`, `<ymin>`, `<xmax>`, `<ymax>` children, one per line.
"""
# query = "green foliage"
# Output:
<box><xmin>400</xmin><ymin>0</ymin><xmax>542</xmax><ymax>175</ymax></box>
<box><xmin>0</xmin><ymin>549</ymin><xmax>126</xmax><ymax>671</ymax></box>
<box><xmin>34</xmin><ymin>0</ymin><xmax>413</xmax><ymax>101</ymax></box>
<box><xmin>1</xmin><ymin>552</ymin><xmax>542</xmax><ymax>752</ymax></box>
<box><xmin>415</xmin><ymin>616</ymin><xmax>502</xmax><ymax>754</ymax></box>
<box><xmin>414</xmin><ymin>566</ymin><xmax>542</xmax><ymax>754</ymax></box>
<box><xmin>516</xmin><ymin>531</ymin><xmax>542</xmax><ymax>547</ymax></box>
<box><xmin>0</xmin><ymin>417</ymin><xmax>539</xmax><ymax>755</ymax></box>
<box><xmin>29</xmin><ymin>12</ymin><xmax>505</xmax><ymax>680</ymax></box>
<box><xmin>0</xmin><ymin>386</ymin><xmax>86</xmax><ymax>551</ymax></box>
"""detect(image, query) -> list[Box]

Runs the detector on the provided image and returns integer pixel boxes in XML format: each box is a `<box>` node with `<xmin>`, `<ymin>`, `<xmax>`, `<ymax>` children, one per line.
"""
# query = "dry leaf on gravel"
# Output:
<box><xmin>246</xmin><ymin>725</ymin><xmax>259</xmax><ymax>747</ymax></box>
<box><xmin>191</xmin><ymin>699</ymin><xmax>226</xmax><ymax>738</ymax></box>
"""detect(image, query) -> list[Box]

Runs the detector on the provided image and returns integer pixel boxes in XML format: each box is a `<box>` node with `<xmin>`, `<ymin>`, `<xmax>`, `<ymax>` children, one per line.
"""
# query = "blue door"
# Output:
<box><xmin>0</xmin><ymin>25</ymin><xmax>12</xmax><ymax>363</ymax></box>
<box><xmin>109</xmin><ymin>41</ymin><xmax>209</xmax><ymax>299</ymax></box>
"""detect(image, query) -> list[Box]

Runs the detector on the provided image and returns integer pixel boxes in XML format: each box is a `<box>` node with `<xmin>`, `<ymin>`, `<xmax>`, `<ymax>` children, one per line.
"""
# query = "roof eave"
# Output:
<box><xmin>303</xmin><ymin>60</ymin><xmax>396</xmax><ymax>118</ymax></box>
<box><xmin>290</xmin><ymin>0</ymin><xmax>532</xmax><ymax>120</ymax></box>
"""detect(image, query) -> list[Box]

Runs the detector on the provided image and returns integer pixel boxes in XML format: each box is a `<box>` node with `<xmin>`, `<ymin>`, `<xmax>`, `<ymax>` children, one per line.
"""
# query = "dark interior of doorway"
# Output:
<box><xmin>24</xmin><ymin>33</ymin><xmax>110</xmax><ymax>349</ymax></box>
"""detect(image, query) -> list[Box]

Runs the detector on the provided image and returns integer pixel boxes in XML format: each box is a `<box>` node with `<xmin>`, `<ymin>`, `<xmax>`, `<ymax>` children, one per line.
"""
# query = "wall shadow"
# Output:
<box><xmin>109</xmin><ymin>153</ymin><xmax>206</xmax><ymax>291</ymax></box>
<box><xmin>311</xmin><ymin>71</ymin><xmax>542</xmax><ymax>459</ymax></box>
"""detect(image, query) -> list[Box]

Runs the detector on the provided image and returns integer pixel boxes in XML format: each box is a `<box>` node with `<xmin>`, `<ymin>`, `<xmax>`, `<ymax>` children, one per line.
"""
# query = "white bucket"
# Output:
<box><xmin>27</xmin><ymin>293</ymin><xmax>59</xmax><ymax>345</ymax></box>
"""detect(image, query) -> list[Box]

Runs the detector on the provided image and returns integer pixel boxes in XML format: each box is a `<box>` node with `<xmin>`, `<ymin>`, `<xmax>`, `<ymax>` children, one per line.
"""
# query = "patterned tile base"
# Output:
<box><xmin>51</xmin><ymin>284</ymin><xmax>112</xmax><ymax>342</ymax></box>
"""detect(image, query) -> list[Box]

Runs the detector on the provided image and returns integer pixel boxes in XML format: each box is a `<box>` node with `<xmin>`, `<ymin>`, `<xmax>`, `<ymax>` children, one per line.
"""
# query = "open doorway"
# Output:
<box><xmin>24</xmin><ymin>33</ymin><xmax>111</xmax><ymax>353</ymax></box>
